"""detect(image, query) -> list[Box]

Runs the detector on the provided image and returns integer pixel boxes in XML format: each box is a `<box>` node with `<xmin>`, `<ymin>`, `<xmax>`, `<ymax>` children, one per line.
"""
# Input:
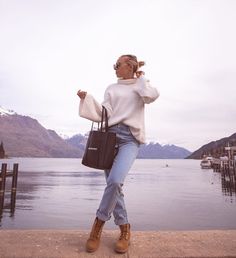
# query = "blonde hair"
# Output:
<box><xmin>120</xmin><ymin>54</ymin><xmax>145</xmax><ymax>73</ymax></box>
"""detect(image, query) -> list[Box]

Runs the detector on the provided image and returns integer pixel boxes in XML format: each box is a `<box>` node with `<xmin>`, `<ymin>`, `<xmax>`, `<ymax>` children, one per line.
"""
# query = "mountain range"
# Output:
<box><xmin>186</xmin><ymin>132</ymin><xmax>236</xmax><ymax>159</ymax></box>
<box><xmin>0</xmin><ymin>105</ymin><xmax>191</xmax><ymax>158</ymax></box>
<box><xmin>66</xmin><ymin>134</ymin><xmax>191</xmax><ymax>159</ymax></box>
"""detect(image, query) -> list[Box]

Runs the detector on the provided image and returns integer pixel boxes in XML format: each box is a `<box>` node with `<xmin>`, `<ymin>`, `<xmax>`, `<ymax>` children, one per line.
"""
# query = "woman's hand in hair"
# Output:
<box><xmin>77</xmin><ymin>89</ymin><xmax>87</xmax><ymax>99</ymax></box>
<box><xmin>136</xmin><ymin>71</ymin><xmax>145</xmax><ymax>78</ymax></box>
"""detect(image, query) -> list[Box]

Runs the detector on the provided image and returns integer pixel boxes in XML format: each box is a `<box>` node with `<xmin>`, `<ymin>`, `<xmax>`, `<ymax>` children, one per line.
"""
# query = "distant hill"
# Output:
<box><xmin>66</xmin><ymin>133</ymin><xmax>87</xmax><ymax>151</ymax></box>
<box><xmin>66</xmin><ymin>134</ymin><xmax>192</xmax><ymax>159</ymax></box>
<box><xmin>186</xmin><ymin>133</ymin><xmax>236</xmax><ymax>159</ymax></box>
<box><xmin>0</xmin><ymin>106</ymin><xmax>83</xmax><ymax>158</ymax></box>
<box><xmin>138</xmin><ymin>142</ymin><xmax>191</xmax><ymax>159</ymax></box>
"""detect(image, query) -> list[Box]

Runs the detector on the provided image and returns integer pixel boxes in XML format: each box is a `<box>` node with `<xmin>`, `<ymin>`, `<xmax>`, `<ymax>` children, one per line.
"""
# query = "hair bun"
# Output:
<box><xmin>138</xmin><ymin>61</ymin><xmax>145</xmax><ymax>67</ymax></box>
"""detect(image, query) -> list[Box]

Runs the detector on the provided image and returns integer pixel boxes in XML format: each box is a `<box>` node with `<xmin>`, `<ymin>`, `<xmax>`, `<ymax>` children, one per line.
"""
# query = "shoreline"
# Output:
<box><xmin>0</xmin><ymin>229</ymin><xmax>236</xmax><ymax>258</ymax></box>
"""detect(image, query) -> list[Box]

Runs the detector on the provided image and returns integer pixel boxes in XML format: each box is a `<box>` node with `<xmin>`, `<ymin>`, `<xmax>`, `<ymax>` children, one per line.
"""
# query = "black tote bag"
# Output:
<box><xmin>82</xmin><ymin>107</ymin><xmax>117</xmax><ymax>170</ymax></box>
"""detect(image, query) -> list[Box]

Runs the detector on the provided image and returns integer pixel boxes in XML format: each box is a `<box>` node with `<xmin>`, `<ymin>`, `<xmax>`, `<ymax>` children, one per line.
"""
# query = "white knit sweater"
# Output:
<box><xmin>79</xmin><ymin>76</ymin><xmax>160</xmax><ymax>144</ymax></box>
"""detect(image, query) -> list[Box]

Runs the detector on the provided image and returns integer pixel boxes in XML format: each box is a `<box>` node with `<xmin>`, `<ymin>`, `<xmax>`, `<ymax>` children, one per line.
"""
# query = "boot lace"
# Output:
<box><xmin>91</xmin><ymin>220</ymin><xmax>104</xmax><ymax>239</ymax></box>
<box><xmin>119</xmin><ymin>229</ymin><xmax>129</xmax><ymax>240</ymax></box>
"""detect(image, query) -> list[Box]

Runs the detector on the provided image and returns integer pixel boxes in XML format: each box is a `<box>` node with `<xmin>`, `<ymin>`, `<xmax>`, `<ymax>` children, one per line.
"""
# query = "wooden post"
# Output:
<box><xmin>0</xmin><ymin>163</ymin><xmax>7</xmax><ymax>212</ymax></box>
<box><xmin>10</xmin><ymin>163</ymin><xmax>19</xmax><ymax>212</ymax></box>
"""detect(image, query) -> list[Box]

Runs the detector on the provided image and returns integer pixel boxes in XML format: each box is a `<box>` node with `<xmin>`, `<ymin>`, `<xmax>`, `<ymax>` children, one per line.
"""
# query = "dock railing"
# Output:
<box><xmin>212</xmin><ymin>158</ymin><xmax>236</xmax><ymax>196</ymax></box>
<box><xmin>0</xmin><ymin>163</ymin><xmax>19</xmax><ymax>215</ymax></box>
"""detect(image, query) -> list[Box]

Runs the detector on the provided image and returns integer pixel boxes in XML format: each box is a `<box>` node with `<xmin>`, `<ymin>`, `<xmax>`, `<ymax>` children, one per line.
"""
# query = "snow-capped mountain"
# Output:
<box><xmin>0</xmin><ymin>106</ymin><xmax>83</xmax><ymax>158</ymax></box>
<box><xmin>0</xmin><ymin>106</ymin><xmax>16</xmax><ymax>116</ymax></box>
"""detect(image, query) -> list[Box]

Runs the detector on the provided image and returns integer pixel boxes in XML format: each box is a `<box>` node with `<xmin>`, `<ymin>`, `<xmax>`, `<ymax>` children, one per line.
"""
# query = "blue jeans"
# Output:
<box><xmin>96</xmin><ymin>123</ymin><xmax>140</xmax><ymax>225</ymax></box>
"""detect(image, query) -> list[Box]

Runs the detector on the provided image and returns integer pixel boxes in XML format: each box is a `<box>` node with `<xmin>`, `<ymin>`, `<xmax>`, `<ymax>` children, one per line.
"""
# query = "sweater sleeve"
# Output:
<box><xmin>79</xmin><ymin>93</ymin><xmax>102</xmax><ymax>122</ymax></box>
<box><xmin>136</xmin><ymin>76</ymin><xmax>160</xmax><ymax>104</ymax></box>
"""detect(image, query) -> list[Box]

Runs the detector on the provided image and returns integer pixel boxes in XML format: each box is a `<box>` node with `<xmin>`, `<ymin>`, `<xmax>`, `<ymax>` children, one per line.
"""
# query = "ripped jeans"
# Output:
<box><xmin>96</xmin><ymin>123</ymin><xmax>140</xmax><ymax>225</ymax></box>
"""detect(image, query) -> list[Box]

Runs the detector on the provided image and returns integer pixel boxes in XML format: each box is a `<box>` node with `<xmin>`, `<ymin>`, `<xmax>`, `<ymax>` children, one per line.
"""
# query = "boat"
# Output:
<box><xmin>200</xmin><ymin>156</ymin><xmax>213</xmax><ymax>169</ymax></box>
<box><xmin>200</xmin><ymin>159</ymin><xmax>212</xmax><ymax>169</ymax></box>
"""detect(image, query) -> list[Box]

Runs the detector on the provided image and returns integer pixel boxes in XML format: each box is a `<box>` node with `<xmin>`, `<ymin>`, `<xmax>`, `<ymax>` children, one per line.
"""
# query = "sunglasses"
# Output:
<box><xmin>113</xmin><ymin>62</ymin><xmax>121</xmax><ymax>70</ymax></box>
<box><xmin>113</xmin><ymin>62</ymin><xmax>132</xmax><ymax>70</ymax></box>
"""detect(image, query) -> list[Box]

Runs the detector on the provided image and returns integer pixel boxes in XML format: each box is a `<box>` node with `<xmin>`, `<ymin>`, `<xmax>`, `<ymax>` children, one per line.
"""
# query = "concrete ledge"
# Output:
<box><xmin>0</xmin><ymin>230</ymin><xmax>236</xmax><ymax>258</ymax></box>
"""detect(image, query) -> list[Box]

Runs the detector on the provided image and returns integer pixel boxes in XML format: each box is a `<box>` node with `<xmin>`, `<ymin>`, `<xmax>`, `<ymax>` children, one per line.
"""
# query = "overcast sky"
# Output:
<box><xmin>0</xmin><ymin>0</ymin><xmax>236</xmax><ymax>152</ymax></box>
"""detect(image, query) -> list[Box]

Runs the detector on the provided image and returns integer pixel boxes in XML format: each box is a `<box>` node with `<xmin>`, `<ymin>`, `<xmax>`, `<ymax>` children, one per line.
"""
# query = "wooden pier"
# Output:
<box><xmin>211</xmin><ymin>146</ymin><xmax>236</xmax><ymax>197</ymax></box>
<box><xmin>0</xmin><ymin>163</ymin><xmax>19</xmax><ymax>216</ymax></box>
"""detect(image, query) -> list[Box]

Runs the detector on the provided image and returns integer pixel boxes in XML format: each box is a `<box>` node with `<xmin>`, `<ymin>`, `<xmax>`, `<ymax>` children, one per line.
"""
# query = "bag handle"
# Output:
<box><xmin>100</xmin><ymin>106</ymin><xmax>108</xmax><ymax>132</ymax></box>
<box><xmin>90</xmin><ymin>107</ymin><xmax>108</xmax><ymax>132</ymax></box>
<box><xmin>90</xmin><ymin>121</ymin><xmax>100</xmax><ymax>131</ymax></box>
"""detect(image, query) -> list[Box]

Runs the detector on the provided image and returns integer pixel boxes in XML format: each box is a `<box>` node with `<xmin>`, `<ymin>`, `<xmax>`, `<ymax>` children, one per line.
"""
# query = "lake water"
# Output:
<box><xmin>0</xmin><ymin>158</ymin><xmax>236</xmax><ymax>230</ymax></box>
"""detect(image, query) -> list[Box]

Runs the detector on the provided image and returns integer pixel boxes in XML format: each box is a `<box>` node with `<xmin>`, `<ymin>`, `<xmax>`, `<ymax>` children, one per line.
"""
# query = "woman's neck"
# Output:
<box><xmin>122</xmin><ymin>76</ymin><xmax>134</xmax><ymax>79</ymax></box>
<box><xmin>118</xmin><ymin>78</ymin><xmax>137</xmax><ymax>85</ymax></box>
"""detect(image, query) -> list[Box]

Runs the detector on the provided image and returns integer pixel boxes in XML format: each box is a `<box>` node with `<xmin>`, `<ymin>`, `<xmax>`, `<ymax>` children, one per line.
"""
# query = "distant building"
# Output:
<box><xmin>0</xmin><ymin>141</ymin><xmax>5</xmax><ymax>158</ymax></box>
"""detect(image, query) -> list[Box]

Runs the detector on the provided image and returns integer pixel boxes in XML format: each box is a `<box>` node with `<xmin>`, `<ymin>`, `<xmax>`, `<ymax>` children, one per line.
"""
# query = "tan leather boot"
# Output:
<box><xmin>114</xmin><ymin>223</ymin><xmax>131</xmax><ymax>253</ymax></box>
<box><xmin>86</xmin><ymin>217</ymin><xmax>105</xmax><ymax>252</ymax></box>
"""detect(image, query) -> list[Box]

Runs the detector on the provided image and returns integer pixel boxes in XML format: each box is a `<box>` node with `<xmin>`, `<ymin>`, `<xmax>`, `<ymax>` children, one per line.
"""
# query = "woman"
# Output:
<box><xmin>77</xmin><ymin>54</ymin><xmax>159</xmax><ymax>253</ymax></box>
